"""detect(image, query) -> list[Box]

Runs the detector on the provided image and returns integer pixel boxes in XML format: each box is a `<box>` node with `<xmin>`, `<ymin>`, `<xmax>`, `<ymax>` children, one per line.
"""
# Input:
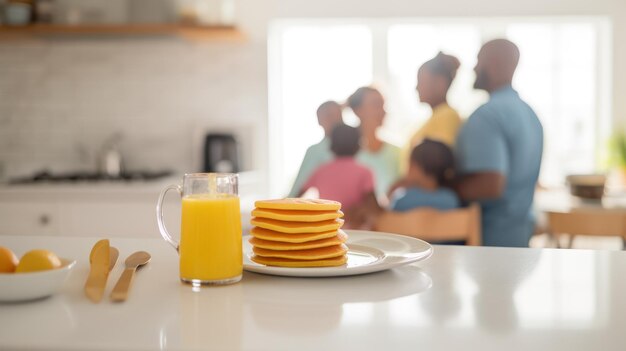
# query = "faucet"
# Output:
<box><xmin>98</xmin><ymin>133</ymin><xmax>124</xmax><ymax>178</ymax></box>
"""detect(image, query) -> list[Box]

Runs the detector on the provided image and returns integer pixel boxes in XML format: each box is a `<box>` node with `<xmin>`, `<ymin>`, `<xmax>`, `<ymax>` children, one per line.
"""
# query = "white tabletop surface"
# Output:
<box><xmin>1</xmin><ymin>235</ymin><xmax>625</xmax><ymax>351</ymax></box>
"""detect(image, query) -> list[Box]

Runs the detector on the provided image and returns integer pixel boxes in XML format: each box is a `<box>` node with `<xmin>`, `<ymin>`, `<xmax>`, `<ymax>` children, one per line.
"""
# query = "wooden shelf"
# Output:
<box><xmin>0</xmin><ymin>24</ymin><xmax>244</xmax><ymax>41</ymax></box>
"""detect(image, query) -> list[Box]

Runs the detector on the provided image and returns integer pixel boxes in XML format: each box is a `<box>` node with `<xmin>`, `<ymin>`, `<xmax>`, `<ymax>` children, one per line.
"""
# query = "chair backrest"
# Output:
<box><xmin>373</xmin><ymin>203</ymin><xmax>481</xmax><ymax>246</ymax></box>
<box><xmin>547</xmin><ymin>210</ymin><xmax>626</xmax><ymax>237</ymax></box>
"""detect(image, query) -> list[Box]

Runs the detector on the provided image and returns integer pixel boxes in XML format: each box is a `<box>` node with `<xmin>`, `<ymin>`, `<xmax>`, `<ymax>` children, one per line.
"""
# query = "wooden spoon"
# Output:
<box><xmin>88</xmin><ymin>244</ymin><xmax>118</xmax><ymax>272</ymax></box>
<box><xmin>110</xmin><ymin>251</ymin><xmax>151</xmax><ymax>302</ymax></box>
<box><xmin>108</xmin><ymin>247</ymin><xmax>119</xmax><ymax>272</ymax></box>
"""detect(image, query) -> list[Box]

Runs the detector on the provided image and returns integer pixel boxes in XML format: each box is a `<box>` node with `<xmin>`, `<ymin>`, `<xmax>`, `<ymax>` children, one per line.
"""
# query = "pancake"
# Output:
<box><xmin>250</xmin><ymin>227</ymin><xmax>342</xmax><ymax>243</ymax></box>
<box><xmin>255</xmin><ymin>198</ymin><xmax>341</xmax><ymax>211</ymax></box>
<box><xmin>252</xmin><ymin>208</ymin><xmax>344</xmax><ymax>222</ymax></box>
<box><xmin>249</xmin><ymin>231</ymin><xmax>348</xmax><ymax>250</ymax></box>
<box><xmin>251</xmin><ymin>217</ymin><xmax>344</xmax><ymax>234</ymax></box>
<box><xmin>253</xmin><ymin>244</ymin><xmax>348</xmax><ymax>260</ymax></box>
<box><xmin>251</xmin><ymin>254</ymin><xmax>347</xmax><ymax>268</ymax></box>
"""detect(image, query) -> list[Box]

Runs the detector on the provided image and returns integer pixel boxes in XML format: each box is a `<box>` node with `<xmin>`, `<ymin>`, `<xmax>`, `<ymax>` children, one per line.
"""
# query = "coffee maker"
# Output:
<box><xmin>203</xmin><ymin>133</ymin><xmax>240</xmax><ymax>173</ymax></box>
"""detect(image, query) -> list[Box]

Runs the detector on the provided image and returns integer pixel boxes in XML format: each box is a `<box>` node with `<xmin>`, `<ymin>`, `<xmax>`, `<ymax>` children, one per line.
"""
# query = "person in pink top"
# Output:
<box><xmin>299</xmin><ymin>124</ymin><xmax>377</xmax><ymax>216</ymax></box>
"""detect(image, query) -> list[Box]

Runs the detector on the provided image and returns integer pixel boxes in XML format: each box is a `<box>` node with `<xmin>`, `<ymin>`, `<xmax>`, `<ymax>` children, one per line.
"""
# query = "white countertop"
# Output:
<box><xmin>1</xmin><ymin>235</ymin><xmax>625</xmax><ymax>350</ymax></box>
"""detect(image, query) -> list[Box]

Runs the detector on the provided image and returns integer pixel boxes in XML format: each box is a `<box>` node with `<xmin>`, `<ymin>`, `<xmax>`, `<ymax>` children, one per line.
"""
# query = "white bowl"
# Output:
<box><xmin>0</xmin><ymin>258</ymin><xmax>76</xmax><ymax>302</ymax></box>
<box><xmin>566</xmin><ymin>174</ymin><xmax>606</xmax><ymax>186</ymax></box>
<box><xmin>566</xmin><ymin>174</ymin><xmax>606</xmax><ymax>199</ymax></box>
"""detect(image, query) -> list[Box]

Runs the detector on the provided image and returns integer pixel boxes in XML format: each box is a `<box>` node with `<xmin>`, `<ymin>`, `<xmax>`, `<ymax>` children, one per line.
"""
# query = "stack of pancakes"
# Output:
<box><xmin>249</xmin><ymin>199</ymin><xmax>348</xmax><ymax>267</ymax></box>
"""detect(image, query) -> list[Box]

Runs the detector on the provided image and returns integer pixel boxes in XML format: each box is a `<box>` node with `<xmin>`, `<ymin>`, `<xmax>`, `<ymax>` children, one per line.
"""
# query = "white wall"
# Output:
<box><xmin>0</xmin><ymin>38</ymin><xmax>267</xmax><ymax>179</ymax></box>
<box><xmin>1</xmin><ymin>0</ymin><xmax>624</xmax><ymax>184</ymax></box>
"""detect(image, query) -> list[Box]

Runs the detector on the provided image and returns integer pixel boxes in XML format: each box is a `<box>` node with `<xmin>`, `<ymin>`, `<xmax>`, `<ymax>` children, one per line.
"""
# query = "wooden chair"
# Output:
<box><xmin>546</xmin><ymin>210</ymin><xmax>626</xmax><ymax>249</ymax></box>
<box><xmin>373</xmin><ymin>203</ymin><xmax>482</xmax><ymax>246</ymax></box>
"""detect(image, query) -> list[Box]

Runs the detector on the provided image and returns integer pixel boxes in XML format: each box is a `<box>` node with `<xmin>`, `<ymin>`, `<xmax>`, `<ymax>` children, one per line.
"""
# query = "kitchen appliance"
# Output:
<box><xmin>97</xmin><ymin>132</ymin><xmax>125</xmax><ymax>178</ymax></box>
<box><xmin>203</xmin><ymin>133</ymin><xmax>239</xmax><ymax>173</ymax></box>
<box><xmin>98</xmin><ymin>146</ymin><xmax>123</xmax><ymax>178</ymax></box>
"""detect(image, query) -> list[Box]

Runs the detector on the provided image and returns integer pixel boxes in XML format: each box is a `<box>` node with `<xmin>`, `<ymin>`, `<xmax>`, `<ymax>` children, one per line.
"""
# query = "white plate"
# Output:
<box><xmin>243</xmin><ymin>230</ymin><xmax>433</xmax><ymax>277</ymax></box>
<box><xmin>0</xmin><ymin>258</ymin><xmax>76</xmax><ymax>302</ymax></box>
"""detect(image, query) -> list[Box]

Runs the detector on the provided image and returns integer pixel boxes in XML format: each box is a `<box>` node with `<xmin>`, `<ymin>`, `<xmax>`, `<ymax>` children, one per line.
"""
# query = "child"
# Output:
<box><xmin>390</xmin><ymin>139</ymin><xmax>460</xmax><ymax>211</ymax></box>
<box><xmin>288</xmin><ymin>101</ymin><xmax>343</xmax><ymax>197</ymax></box>
<box><xmin>299</xmin><ymin>124</ymin><xmax>377</xmax><ymax>214</ymax></box>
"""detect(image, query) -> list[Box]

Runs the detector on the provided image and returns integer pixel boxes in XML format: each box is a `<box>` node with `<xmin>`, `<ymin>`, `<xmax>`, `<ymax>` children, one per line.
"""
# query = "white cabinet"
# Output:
<box><xmin>0</xmin><ymin>201</ymin><xmax>61</xmax><ymax>236</ymax></box>
<box><xmin>60</xmin><ymin>200</ymin><xmax>180</xmax><ymax>239</ymax></box>
<box><xmin>0</xmin><ymin>183</ymin><xmax>180</xmax><ymax>238</ymax></box>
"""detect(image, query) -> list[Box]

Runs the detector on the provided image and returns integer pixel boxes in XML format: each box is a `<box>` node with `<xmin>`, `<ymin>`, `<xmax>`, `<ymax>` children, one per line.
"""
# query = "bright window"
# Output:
<box><xmin>268</xmin><ymin>18</ymin><xmax>611</xmax><ymax>196</ymax></box>
<box><xmin>268</xmin><ymin>23</ymin><xmax>372</xmax><ymax>195</ymax></box>
<box><xmin>508</xmin><ymin>23</ymin><xmax>604</xmax><ymax>185</ymax></box>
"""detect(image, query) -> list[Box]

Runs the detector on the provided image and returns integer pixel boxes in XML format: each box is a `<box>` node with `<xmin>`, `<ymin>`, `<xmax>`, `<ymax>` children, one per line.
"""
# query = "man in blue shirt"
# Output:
<box><xmin>455</xmin><ymin>39</ymin><xmax>543</xmax><ymax>247</ymax></box>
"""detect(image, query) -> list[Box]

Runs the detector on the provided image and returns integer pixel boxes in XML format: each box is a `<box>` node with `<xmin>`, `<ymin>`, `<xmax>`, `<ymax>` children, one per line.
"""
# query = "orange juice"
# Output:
<box><xmin>179</xmin><ymin>194</ymin><xmax>242</xmax><ymax>282</ymax></box>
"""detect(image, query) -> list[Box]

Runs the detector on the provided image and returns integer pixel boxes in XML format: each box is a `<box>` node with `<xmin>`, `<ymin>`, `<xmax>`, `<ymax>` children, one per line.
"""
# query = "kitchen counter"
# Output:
<box><xmin>1</xmin><ymin>235</ymin><xmax>625</xmax><ymax>350</ymax></box>
<box><xmin>0</xmin><ymin>171</ymin><xmax>265</xmax><ymax>200</ymax></box>
<box><xmin>0</xmin><ymin>171</ymin><xmax>265</xmax><ymax>237</ymax></box>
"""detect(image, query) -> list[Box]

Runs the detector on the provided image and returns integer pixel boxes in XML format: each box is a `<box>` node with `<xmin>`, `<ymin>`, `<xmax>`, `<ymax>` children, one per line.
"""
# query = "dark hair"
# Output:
<box><xmin>316</xmin><ymin>100</ymin><xmax>341</xmax><ymax>117</ymax></box>
<box><xmin>421</xmin><ymin>52</ymin><xmax>461</xmax><ymax>87</ymax></box>
<box><xmin>410</xmin><ymin>139</ymin><xmax>455</xmax><ymax>187</ymax></box>
<box><xmin>347</xmin><ymin>86</ymin><xmax>379</xmax><ymax>110</ymax></box>
<box><xmin>330</xmin><ymin>123</ymin><xmax>361</xmax><ymax>157</ymax></box>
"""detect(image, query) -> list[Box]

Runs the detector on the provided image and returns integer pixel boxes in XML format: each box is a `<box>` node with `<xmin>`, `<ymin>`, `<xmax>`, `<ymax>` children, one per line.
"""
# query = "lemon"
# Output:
<box><xmin>15</xmin><ymin>249</ymin><xmax>62</xmax><ymax>273</ymax></box>
<box><xmin>0</xmin><ymin>246</ymin><xmax>19</xmax><ymax>273</ymax></box>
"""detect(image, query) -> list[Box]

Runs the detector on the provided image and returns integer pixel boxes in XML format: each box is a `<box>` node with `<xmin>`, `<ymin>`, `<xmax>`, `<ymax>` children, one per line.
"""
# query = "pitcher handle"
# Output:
<box><xmin>157</xmin><ymin>184</ymin><xmax>182</xmax><ymax>252</ymax></box>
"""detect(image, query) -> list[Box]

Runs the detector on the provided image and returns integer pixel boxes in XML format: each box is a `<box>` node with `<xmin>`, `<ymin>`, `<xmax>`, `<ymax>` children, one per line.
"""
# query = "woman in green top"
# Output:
<box><xmin>348</xmin><ymin>87</ymin><xmax>401</xmax><ymax>202</ymax></box>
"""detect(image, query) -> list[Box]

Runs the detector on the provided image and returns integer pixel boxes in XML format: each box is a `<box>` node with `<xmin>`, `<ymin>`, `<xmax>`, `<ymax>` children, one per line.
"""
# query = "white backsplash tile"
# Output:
<box><xmin>0</xmin><ymin>38</ymin><xmax>267</xmax><ymax>179</ymax></box>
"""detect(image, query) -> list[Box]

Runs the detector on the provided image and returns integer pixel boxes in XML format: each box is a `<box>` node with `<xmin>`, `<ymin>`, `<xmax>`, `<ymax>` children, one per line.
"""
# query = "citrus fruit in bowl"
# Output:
<box><xmin>15</xmin><ymin>249</ymin><xmax>63</xmax><ymax>273</ymax></box>
<box><xmin>0</xmin><ymin>248</ymin><xmax>76</xmax><ymax>302</ymax></box>
<box><xmin>0</xmin><ymin>246</ymin><xmax>19</xmax><ymax>273</ymax></box>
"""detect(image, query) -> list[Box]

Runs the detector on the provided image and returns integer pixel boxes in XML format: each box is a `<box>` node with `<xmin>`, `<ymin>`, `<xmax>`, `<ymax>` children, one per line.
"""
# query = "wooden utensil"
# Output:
<box><xmin>108</xmin><ymin>247</ymin><xmax>119</xmax><ymax>272</ymax></box>
<box><xmin>110</xmin><ymin>251</ymin><xmax>151</xmax><ymax>302</ymax></box>
<box><xmin>84</xmin><ymin>239</ymin><xmax>111</xmax><ymax>303</ymax></box>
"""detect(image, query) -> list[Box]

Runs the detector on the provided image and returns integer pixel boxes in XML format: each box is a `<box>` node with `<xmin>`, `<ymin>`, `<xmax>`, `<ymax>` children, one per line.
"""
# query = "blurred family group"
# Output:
<box><xmin>288</xmin><ymin>39</ymin><xmax>544</xmax><ymax>248</ymax></box>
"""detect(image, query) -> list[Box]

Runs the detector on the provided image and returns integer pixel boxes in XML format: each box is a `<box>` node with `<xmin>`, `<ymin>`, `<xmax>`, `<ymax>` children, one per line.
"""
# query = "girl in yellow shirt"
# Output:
<box><xmin>400</xmin><ymin>52</ymin><xmax>463</xmax><ymax>174</ymax></box>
